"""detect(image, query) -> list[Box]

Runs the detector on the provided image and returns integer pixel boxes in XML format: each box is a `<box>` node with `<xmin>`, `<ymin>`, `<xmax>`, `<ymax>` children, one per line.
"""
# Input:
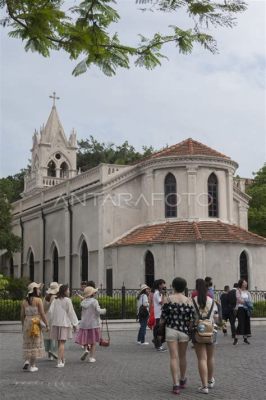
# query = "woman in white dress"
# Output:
<box><xmin>49</xmin><ymin>284</ymin><xmax>78</xmax><ymax>367</ymax></box>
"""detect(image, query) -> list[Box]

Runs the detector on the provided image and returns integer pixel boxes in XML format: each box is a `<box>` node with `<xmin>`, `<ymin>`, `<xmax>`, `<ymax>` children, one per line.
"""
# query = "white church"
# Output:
<box><xmin>3</xmin><ymin>98</ymin><xmax>266</xmax><ymax>290</ymax></box>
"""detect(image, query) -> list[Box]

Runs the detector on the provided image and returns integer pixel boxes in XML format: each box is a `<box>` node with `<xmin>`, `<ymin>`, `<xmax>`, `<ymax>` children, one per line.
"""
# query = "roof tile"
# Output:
<box><xmin>108</xmin><ymin>221</ymin><xmax>266</xmax><ymax>247</ymax></box>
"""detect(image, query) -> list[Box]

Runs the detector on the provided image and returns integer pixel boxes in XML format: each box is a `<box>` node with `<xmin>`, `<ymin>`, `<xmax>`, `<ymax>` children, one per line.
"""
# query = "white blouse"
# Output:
<box><xmin>49</xmin><ymin>297</ymin><xmax>78</xmax><ymax>328</ymax></box>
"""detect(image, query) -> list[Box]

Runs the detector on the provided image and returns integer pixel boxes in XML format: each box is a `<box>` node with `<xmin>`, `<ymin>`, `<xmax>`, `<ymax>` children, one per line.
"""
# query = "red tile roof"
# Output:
<box><xmin>136</xmin><ymin>138</ymin><xmax>231</xmax><ymax>163</ymax></box>
<box><xmin>109</xmin><ymin>221</ymin><xmax>266</xmax><ymax>247</ymax></box>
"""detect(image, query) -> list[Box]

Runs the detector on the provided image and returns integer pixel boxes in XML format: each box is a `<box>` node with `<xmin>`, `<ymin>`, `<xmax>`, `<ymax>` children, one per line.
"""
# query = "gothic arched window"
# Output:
<box><xmin>145</xmin><ymin>251</ymin><xmax>155</xmax><ymax>288</ymax></box>
<box><xmin>60</xmin><ymin>161</ymin><xmax>69</xmax><ymax>178</ymax></box>
<box><xmin>240</xmin><ymin>251</ymin><xmax>248</xmax><ymax>283</ymax></box>
<box><xmin>208</xmin><ymin>173</ymin><xmax>218</xmax><ymax>217</ymax></box>
<box><xmin>47</xmin><ymin>160</ymin><xmax>56</xmax><ymax>177</ymax></box>
<box><xmin>53</xmin><ymin>247</ymin><xmax>59</xmax><ymax>282</ymax></box>
<box><xmin>164</xmin><ymin>173</ymin><xmax>177</xmax><ymax>218</ymax></box>
<box><xmin>29</xmin><ymin>251</ymin><xmax>34</xmax><ymax>282</ymax></box>
<box><xmin>10</xmin><ymin>257</ymin><xmax>14</xmax><ymax>278</ymax></box>
<box><xmin>81</xmin><ymin>241</ymin><xmax>88</xmax><ymax>282</ymax></box>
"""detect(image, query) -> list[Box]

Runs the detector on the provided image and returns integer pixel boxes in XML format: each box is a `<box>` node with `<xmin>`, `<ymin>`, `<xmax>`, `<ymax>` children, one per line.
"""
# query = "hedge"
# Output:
<box><xmin>1</xmin><ymin>299</ymin><xmax>266</xmax><ymax>321</ymax></box>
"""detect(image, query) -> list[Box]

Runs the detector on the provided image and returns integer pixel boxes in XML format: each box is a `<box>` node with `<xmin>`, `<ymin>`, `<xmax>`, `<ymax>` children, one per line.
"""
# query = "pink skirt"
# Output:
<box><xmin>75</xmin><ymin>328</ymin><xmax>100</xmax><ymax>345</ymax></box>
<box><xmin>51</xmin><ymin>326</ymin><xmax>73</xmax><ymax>341</ymax></box>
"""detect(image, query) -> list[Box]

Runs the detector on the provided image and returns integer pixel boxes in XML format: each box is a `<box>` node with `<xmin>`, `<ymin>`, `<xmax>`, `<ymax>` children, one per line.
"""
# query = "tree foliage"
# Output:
<box><xmin>0</xmin><ymin>179</ymin><xmax>22</xmax><ymax>254</ymax></box>
<box><xmin>77</xmin><ymin>135</ymin><xmax>155</xmax><ymax>170</ymax></box>
<box><xmin>246</xmin><ymin>164</ymin><xmax>266</xmax><ymax>238</ymax></box>
<box><xmin>0</xmin><ymin>0</ymin><xmax>247</xmax><ymax>76</ymax></box>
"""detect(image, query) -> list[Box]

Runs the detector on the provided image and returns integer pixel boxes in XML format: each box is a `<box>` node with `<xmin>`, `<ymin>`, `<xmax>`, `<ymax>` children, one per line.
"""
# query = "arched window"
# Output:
<box><xmin>10</xmin><ymin>257</ymin><xmax>14</xmax><ymax>278</ymax></box>
<box><xmin>81</xmin><ymin>241</ymin><xmax>88</xmax><ymax>282</ymax></box>
<box><xmin>164</xmin><ymin>173</ymin><xmax>177</xmax><ymax>218</ymax></box>
<box><xmin>60</xmin><ymin>161</ymin><xmax>69</xmax><ymax>178</ymax></box>
<box><xmin>47</xmin><ymin>160</ymin><xmax>56</xmax><ymax>177</ymax></box>
<box><xmin>53</xmin><ymin>247</ymin><xmax>59</xmax><ymax>282</ymax></box>
<box><xmin>145</xmin><ymin>251</ymin><xmax>155</xmax><ymax>288</ymax></box>
<box><xmin>29</xmin><ymin>252</ymin><xmax>34</xmax><ymax>282</ymax></box>
<box><xmin>240</xmin><ymin>251</ymin><xmax>248</xmax><ymax>283</ymax></box>
<box><xmin>208</xmin><ymin>173</ymin><xmax>218</xmax><ymax>217</ymax></box>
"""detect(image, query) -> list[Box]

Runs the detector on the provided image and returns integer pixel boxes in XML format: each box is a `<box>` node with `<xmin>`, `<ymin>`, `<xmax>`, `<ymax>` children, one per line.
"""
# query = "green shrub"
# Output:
<box><xmin>252</xmin><ymin>301</ymin><xmax>266</xmax><ymax>317</ymax></box>
<box><xmin>6</xmin><ymin>277</ymin><xmax>29</xmax><ymax>300</ymax></box>
<box><xmin>71</xmin><ymin>295</ymin><xmax>137</xmax><ymax>319</ymax></box>
<box><xmin>0</xmin><ymin>299</ymin><xmax>22</xmax><ymax>320</ymax></box>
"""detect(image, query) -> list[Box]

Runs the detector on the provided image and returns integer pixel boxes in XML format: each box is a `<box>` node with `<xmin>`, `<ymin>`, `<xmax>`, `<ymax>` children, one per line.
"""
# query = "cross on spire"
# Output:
<box><xmin>49</xmin><ymin>91</ymin><xmax>60</xmax><ymax>107</ymax></box>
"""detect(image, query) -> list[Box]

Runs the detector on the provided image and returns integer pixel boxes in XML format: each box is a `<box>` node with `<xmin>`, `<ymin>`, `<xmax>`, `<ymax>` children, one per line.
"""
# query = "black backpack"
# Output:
<box><xmin>227</xmin><ymin>289</ymin><xmax>237</xmax><ymax>309</ymax></box>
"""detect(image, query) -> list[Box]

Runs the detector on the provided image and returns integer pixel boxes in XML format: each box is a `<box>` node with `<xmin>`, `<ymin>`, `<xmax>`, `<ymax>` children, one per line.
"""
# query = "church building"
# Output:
<box><xmin>3</xmin><ymin>99</ymin><xmax>266</xmax><ymax>290</ymax></box>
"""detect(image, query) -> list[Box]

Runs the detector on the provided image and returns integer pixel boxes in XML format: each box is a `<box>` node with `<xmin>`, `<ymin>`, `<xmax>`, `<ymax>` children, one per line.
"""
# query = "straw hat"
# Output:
<box><xmin>27</xmin><ymin>282</ymin><xmax>42</xmax><ymax>294</ymax></box>
<box><xmin>83</xmin><ymin>286</ymin><xmax>98</xmax><ymax>298</ymax></box>
<box><xmin>46</xmin><ymin>282</ymin><xmax>60</xmax><ymax>295</ymax></box>
<box><xmin>139</xmin><ymin>284</ymin><xmax>149</xmax><ymax>293</ymax></box>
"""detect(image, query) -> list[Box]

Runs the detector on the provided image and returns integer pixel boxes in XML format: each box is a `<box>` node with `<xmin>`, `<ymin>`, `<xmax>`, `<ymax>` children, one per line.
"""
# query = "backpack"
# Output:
<box><xmin>227</xmin><ymin>289</ymin><xmax>237</xmax><ymax>309</ymax></box>
<box><xmin>192</xmin><ymin>298</ymin><xmax>215</xmax><ymax>344</ymax></box>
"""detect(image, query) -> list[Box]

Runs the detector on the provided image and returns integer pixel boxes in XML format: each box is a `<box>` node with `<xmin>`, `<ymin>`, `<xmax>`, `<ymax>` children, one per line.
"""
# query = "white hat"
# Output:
<box><xmin>27</xmin><ymin>282</ymin><xmax>42</xmax><ymax>294</ymax></box>
<box><xmin>46</xmin><ymin>282</ymin><xmax>60</xmax><ymax>295</ymax></box>
<box><xmin>139</xmin><ymin>284</ymin><xmax>150</xmax><ymax>293</ymax></box>
<box><xmin>83</xmin><ymin>286</ymin><xmax>98</xmax><ymax>298</ymax></box>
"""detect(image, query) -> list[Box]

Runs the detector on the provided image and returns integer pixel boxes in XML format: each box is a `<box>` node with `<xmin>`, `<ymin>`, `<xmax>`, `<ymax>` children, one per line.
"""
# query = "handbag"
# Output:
<box><xmin>99</xmin><ymin>318</ymin><xmax>110</xmax><ymax>347</ymax></box>
<box><xmin>137</xmin><ymin>295</ymin><xmax>149</xmax><ymax>320</ymax></box>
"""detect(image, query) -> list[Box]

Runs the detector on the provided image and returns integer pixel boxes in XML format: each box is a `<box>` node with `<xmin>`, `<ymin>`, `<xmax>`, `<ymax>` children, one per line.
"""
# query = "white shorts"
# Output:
<box><xmin>166</xmin><ymin>327</ymin><xmax>189</xmax><ymax>343</ymax></box>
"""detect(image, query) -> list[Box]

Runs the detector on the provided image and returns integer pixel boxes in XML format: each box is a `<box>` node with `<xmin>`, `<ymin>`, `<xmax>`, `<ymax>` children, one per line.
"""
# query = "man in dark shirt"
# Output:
<box><xmin>220</xmin><ymin>285</ymin><xmax>230</xmax><ymax>335</ymax></box>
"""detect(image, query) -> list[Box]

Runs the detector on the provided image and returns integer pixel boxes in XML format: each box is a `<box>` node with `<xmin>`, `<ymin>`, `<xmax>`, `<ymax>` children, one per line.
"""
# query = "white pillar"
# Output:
<box><xmin>64</xmin><ymin>205</ymin><xmax>70</xmax><ymax>283</ymax></box>
<box><xmin>195</xmin><ymin>243</ymin><xmax>206</xmax><ymax>279</ymax></box>
<box><xmin>186</xmin><ymin>167</ymin><xmax>198</xmax><ymax>220</ymax></box>
<box><xmin>226</xmin><ymin>170</ymin><xmax>234</xmax><ymax>223</ymax></box>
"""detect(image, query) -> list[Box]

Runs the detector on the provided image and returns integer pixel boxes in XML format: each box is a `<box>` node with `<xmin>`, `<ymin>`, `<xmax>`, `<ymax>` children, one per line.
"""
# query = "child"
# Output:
<box><xmin>49</xmin><ymin>284</ymin><xmax>79</xmax><ymax>367</ymax></box>
<box><xmin>75</xmin><ymin>286</ymin><xmax>106</xmax><ymax>363</ymax></box>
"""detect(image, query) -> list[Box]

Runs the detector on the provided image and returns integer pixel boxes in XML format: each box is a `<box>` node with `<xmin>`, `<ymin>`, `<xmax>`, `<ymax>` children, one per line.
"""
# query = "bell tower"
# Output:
<box><xmin>23</xmin><ymin>93</ymin><xmax>77</xmax><ymax>196</ymax></box>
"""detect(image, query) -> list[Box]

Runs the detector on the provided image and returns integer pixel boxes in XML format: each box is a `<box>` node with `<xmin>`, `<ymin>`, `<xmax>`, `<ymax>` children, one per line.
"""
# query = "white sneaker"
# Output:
<box><xmin>88</xmin><ymin>357</ymin><xmax>96</xmax><ymax>363</ymax></box>
<box><xmin>140</xmin><ymin>342</ymin><xmax>149</xmax><ymax>345</ymax></box>
<box><xmin>56</xmin><ymin>362</ymin><xmax>65</xmax><ymax>368</ymax></box>
<box><xmin>198</xmin><ymin>386</ymin><xmax>209</xmax><ymax>394</ymax></box>
<box><xmin>136</xmin><ymin>341</ymin><xmax>141</xmax><ymax>345</ymax></box>
<box><xmin>29</xmin><ymin>366</ymin><xmax>38</xmax><ymax>372</ymax></box>
<box><xmin>208</xmin><ymin>378</ymin><xmax>215</xmax><ymax>388</ymax></box>
<box><xmin>49</xmin><ymin>355</ymin><xmax>54</xmax><ymax>361</ymax></box>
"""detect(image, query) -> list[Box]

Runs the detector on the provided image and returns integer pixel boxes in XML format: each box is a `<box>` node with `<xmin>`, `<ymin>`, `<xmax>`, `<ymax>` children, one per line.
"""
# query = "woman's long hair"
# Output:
<box><xmin>196</xmin><ymin>279</ymin><xmax>208</xmax><ymax>309</ymax></box>
<box><xmin>26</xmin><ymin>287</ymin><xmax>39</xmax><ymax>305</ymax></box>
<box><xmin>56</xmin><ymin>284</ymin><xmax>68</xmax><ymax>299</ymax></box>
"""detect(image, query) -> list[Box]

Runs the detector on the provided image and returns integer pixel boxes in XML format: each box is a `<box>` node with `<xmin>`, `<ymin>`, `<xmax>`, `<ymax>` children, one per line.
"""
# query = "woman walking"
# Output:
<box><xmin>75</xmin><ymin>286</ymin><xmax>106</xmax><ymax>362</ymax></box>
<box><xmin>192</xmin><ymin>279</ymin><xmax>218</xmax><ymax>394</ymax></box>
<box><xmin>161</xmin><ymin>277</ymin><xmax>194</xmax><ymax>395</ymax></box>
<box><xmin>49</xmin><ymin>284</ymin><xmax>79</xmax><ymax>367</ymax></box>
<box><xmin>43</xmin><ymin>282</ymin><xmax>60</xmax><ymax>360</ymax></box>
<box><xmin>136</xmin><ymin>284</ymin><xmax>150</xmax><ymax>345</ymax></box>
<box><xmin>234</xmin><ymin>279</ymin><xmax>253</xmax><ymax>345</ymax></box>
<box><xmin>21</xmin><ymin>282</ymin><xmax>49</xmax><ymax>372</ymax></box>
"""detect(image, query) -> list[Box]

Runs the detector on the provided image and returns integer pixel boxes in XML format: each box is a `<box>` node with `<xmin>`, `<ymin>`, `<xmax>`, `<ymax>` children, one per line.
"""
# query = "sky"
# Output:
<box><xmin>0</xmin><ymin>1</ymin><xmax>265</xmax><ymax>178</ymax></box>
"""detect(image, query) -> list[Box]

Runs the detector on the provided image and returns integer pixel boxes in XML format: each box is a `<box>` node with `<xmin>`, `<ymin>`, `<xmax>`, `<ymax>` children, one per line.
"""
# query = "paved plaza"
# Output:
<box><xmin>0</xmin><ymin>326</ymin><xmax>265</xmax><ymax>400</ymax></box>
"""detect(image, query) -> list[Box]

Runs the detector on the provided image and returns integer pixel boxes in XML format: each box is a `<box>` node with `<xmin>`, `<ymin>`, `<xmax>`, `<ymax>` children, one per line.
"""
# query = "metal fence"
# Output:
<box><xmin>1</xmin><ymin>288</ymin><xmax>266</xmax><ymax>321</ymax></box>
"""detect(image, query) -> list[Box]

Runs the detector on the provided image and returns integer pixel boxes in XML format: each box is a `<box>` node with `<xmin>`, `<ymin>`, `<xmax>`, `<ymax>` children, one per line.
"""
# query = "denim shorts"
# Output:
<box><xmin>165</xmin><ymin>327</ymin><xmax>189</xmax><ymax>342</ymax></box>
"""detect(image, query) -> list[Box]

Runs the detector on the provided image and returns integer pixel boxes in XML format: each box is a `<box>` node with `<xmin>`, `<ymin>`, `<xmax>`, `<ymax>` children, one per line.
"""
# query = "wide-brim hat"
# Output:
<box><xmin>83</xmin><ymin>286</ymin><xmax>98</xmax><ymax>298</ymax></box>
<box><xmin>28</xmin><ymin>282</ymin><xmax>42</xmax><ymax>294</ymax></box>
<box><xmin>47</xmin><ymin>282</ymin><xmax>60</xmax><ymax>295</ymax></box>
<box><xmin>139</xmin><ymin>284</ymin><xmax>149</xmax><ymax>293</ymax></box>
